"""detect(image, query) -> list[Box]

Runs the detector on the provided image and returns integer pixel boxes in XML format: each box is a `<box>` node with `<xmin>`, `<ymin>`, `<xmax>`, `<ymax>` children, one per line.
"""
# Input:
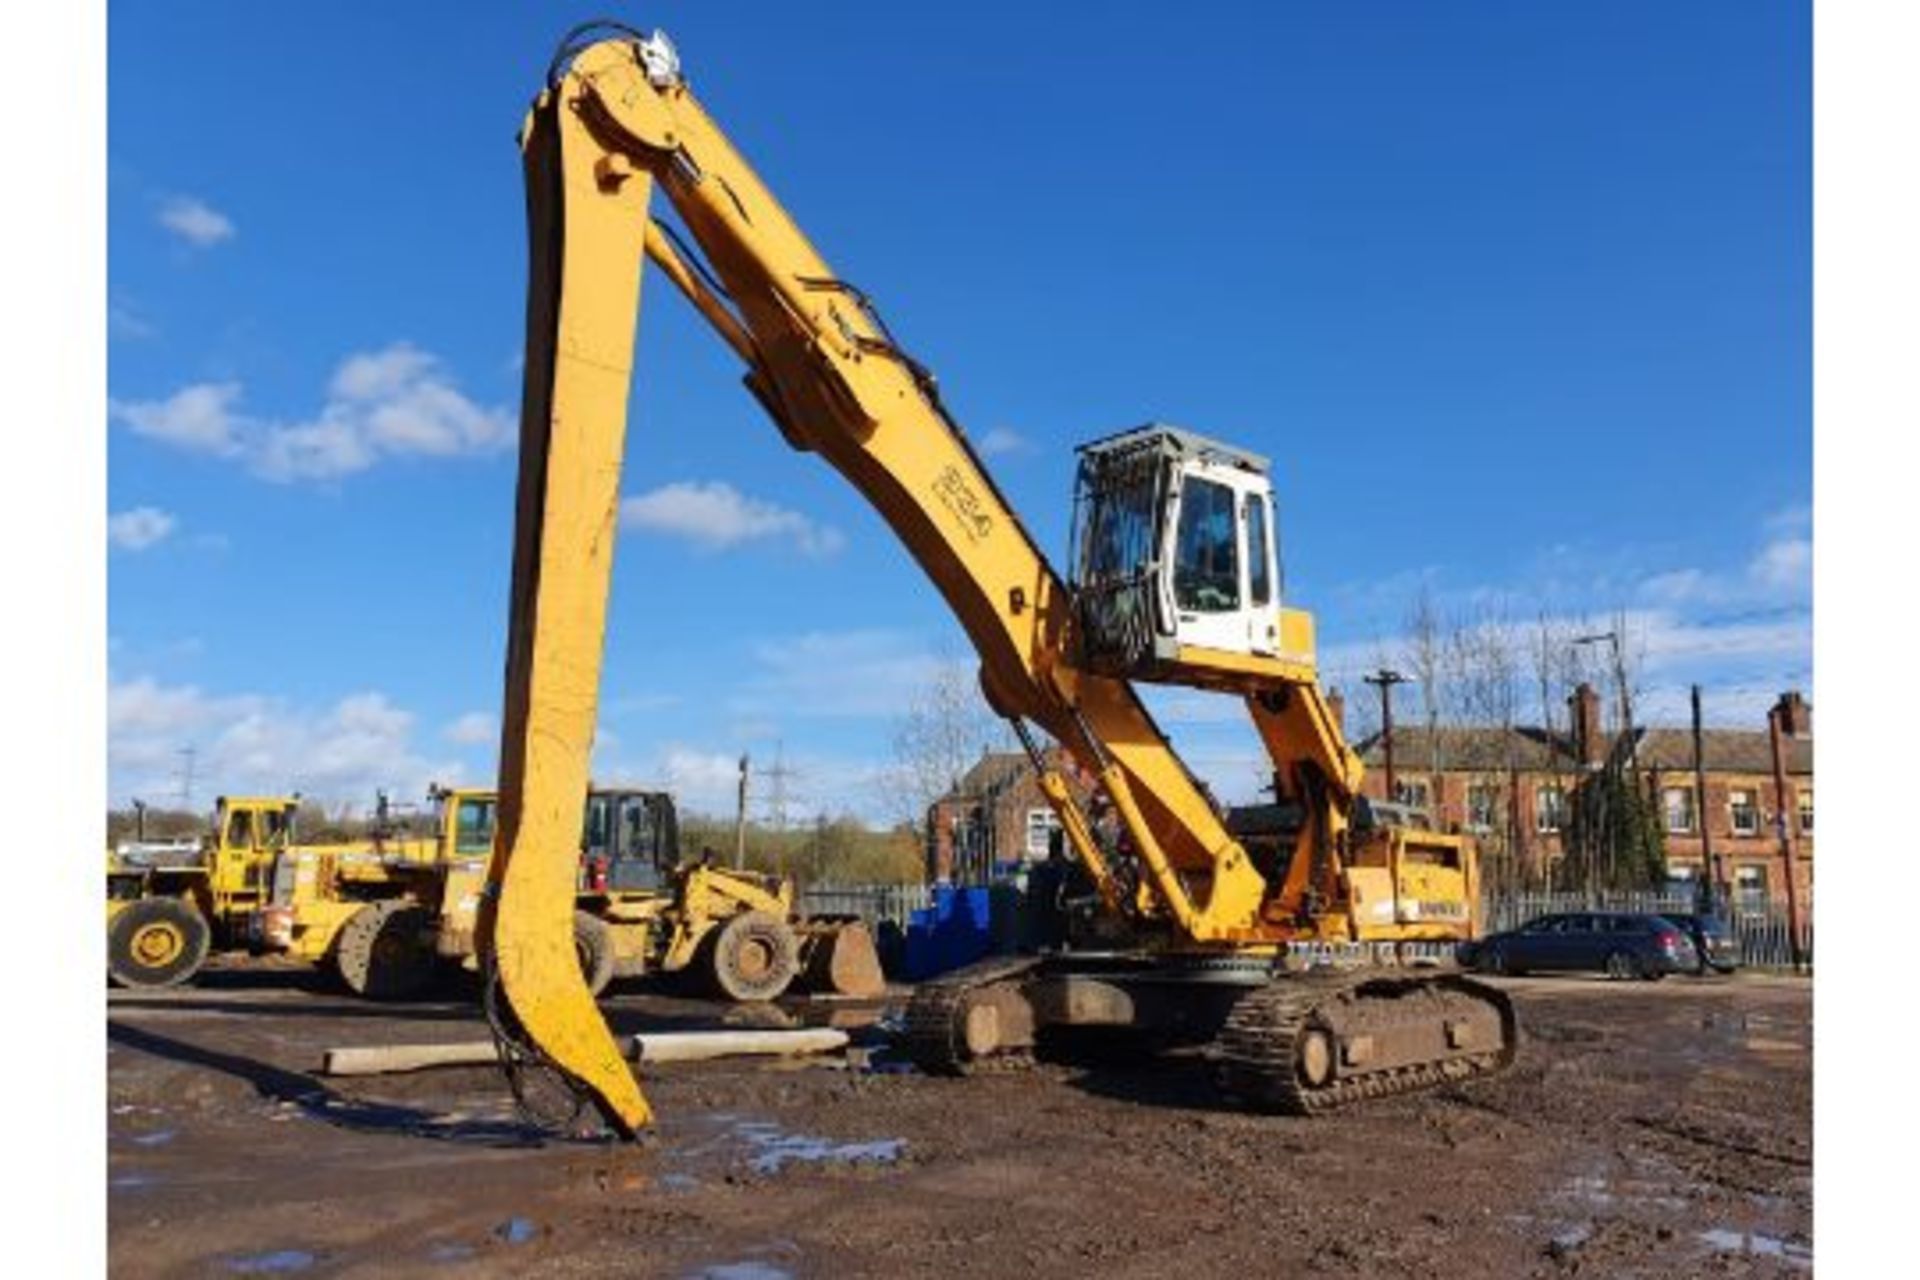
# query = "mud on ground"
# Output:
<box><xmin>107</xmin><ymin>961</ymin><xmax>1811</xmax><ymax>1278</ymax></box>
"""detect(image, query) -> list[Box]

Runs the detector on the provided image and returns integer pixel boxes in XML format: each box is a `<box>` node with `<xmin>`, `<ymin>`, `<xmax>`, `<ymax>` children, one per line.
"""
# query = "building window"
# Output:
<box><xmin>1536</xmin><ymin>784</ymin><xmax>1567</xmax><ymax>834</ymax></box>
<box><xmin>1466</xmin><ymin>783</ymin><xmax>1500</xmax><ymax>832</ymax></box>
<box><xmin>1665</xmin><ymin>863</ymin><xmax>1697</xmax><ymax>890</ymax></box>
<box><xmin>1729</xmin><ymin>788</ymin><xmax>1760</xmax><ymax>836</ymax></box>
<box><xmin>1663</xmin><ymin>787</ymin><xmax>1696</xmax><ymax>834</ymax></box>
<box><xmin>1024</xmin><ymin>807</ymin><xmax>1061</xmax><ymax>860</ymax></box>
<box><xmin>1394</xmin><ymin>777</ymin><xmax>1431</xmax><ymax>810</ymax></box>
<box><xmin>1797</xmin><ymin>788</ymin><xmax>1813</xmax><ymax>835</ymax></box>
<box><xmin>1734</xmin><ymin>864</ymin><xmax>1769</xmax><ymax>912</ymax></box>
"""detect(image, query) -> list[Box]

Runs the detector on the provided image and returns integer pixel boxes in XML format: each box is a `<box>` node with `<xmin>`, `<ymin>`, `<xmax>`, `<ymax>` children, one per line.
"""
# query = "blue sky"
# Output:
<box><xmin>107</xmin><ymin>1</ymin><xmax>1810</xmax><ymax>821</ymax></box>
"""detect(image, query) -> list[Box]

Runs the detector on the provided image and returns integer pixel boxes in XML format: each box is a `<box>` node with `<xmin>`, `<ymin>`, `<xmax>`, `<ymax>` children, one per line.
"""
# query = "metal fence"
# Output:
<box><xmin>798</xmin><ymin>882</ymin><xmax>932</xmax><ymax>930</ymax></box>
<box><xmin>1484</xmin><ymin>889</ymin><xmax>1812</xmax><ymax>971</ymax></box>
<box><xmin>797</xmin><ymin>882</ymin><xmax>1814</xmax><ymax>971</ymax></box>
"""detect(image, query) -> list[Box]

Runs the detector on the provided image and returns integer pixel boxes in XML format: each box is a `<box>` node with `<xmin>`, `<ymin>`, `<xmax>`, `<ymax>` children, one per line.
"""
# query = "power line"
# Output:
<box><xmin>761</xmin><ymin>741</ymin><xmax>799</xmax><ymax>832</ymax></box>
<box><xmin>174</xmin><ymin>745</ymin><xmax>197</xmax><ymax>812</ymax></box>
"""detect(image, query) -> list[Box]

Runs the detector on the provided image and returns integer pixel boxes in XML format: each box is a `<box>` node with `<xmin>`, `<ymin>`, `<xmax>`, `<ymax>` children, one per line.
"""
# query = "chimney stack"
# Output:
<box><xmin>1568</xmin><ymin>682</ymin><xmax>1605</xmax><ymax>766</ymax></box>
<box><xmin>1774</xmin><ymin>690</ymin><xmax>1812</xmax><ymax>740</ymax></box>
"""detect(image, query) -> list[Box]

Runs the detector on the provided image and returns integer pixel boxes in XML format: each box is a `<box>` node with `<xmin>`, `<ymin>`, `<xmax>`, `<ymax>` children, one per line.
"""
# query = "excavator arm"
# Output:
<box><xmin>482</xmin><ymin>27</ymin><xmax>1380</xmax><ymax>1136</ymax></box>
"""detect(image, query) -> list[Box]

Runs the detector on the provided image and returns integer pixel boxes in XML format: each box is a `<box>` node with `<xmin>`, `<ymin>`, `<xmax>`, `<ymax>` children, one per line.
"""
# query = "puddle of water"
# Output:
<box><xmin>1555</xmin><ymin>1172</ymin><xmax>1685</xmax><ymax>1214</ymax></box>
<box><xmin>110</xmin><ymin>1174</ymin><xmax>160</xmax><ymax>1192</ymax></box>
<box><xmin>1549</xmin><ymin>1223</ymin><xmax>1592</xmax><ymax>1252</ymax></box>
<box><xmin>426</xmin><ymin>1243</ymin><xmax>475</xmax><ymax>1262</ymax></box>
<box><xmin>494</xmin><ymin>1217</ymin><xmax>538</xmax><ymax>1245</ymax></box>
<box><xmin>689</xmin><ymin>1264</ymin><xmax>792</xmax><ymax>1280</ymax></box>
<box><xmin>226</xmin><ymin>1250</ymin><xmax>317</xmax><ymax>1274</ymax></box>
<box><xmin>1699</xmin><ymin>1228</ymin><xmax>1812</xmax><ymax>1267</ymax></box>
<box><xmin>659</xmin><ymin>1173</ymin><xmax>701</xmax><ymax>1192</ymax></box>
<box><xmin>730</xmin><ymin>1120</ymin><xmax>905</xmax><ymax>1175</ymax></box>
<box><xmin>131</xmin><ymin>1129</ymin><xmax>177</xmax><ymax>1147</ymax></box>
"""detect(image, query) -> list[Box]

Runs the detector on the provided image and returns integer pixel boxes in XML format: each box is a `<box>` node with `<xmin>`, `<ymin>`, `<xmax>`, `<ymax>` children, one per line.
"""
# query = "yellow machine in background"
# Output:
<box><xmin>252</xmin><ymin>785</ymin><xmax>880</xmax><ymax>1002</ymax></box>
<box><xmin>105</xmin><ymin>792</ymin><xmax>445</xmax><ymax>988</ymax></box>
<box><xmin>476</xmin><ymin>24</ymin><xmax>1512</xmax><ymax>1135</ymax></box>
<box><xmin>248</xmin><ymin>785</ymin><xmax>495</xmax><ymax>997</ymax></box>
<box><xmin>106</xmin><ymin>795</ymin><xmax>298</xmax><ymax>988</ymax></box>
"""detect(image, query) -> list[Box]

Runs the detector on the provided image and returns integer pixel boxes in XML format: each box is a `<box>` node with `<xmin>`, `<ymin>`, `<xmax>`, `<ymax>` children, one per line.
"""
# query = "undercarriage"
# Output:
<box><xmin>904</xmin><ymin>949</ymin><xmax>1516</xmax><ymax>1114</ymax></box>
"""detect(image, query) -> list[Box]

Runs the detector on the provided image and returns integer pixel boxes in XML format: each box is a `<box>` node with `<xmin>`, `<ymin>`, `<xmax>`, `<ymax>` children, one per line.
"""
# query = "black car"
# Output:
<box><xmin>1471</xmin><ymin>911</ymin><xmax>1699</xmax><ymax>980</ymax></box>
<box><xmin>1660</xmin><ymin>912</ymin><xmax>1741</xmax><ymax>974</ymax></box>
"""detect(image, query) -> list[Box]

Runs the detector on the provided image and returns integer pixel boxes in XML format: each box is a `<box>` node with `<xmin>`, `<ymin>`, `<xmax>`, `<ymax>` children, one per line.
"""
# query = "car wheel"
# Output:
<box><xmin>1603</xmin><ymin>950</ymin><xmax>1635</xmax><ymax>981</ymax></box>
<box><xmin>1481</xmin><ymin>946</ymin><xmax>1507</xmax><ymax>976</ymax></box>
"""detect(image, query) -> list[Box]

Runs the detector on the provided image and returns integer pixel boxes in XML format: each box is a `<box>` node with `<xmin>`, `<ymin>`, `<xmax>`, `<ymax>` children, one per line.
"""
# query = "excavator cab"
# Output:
<box><xmin>1070</xmin><ymin>425</ymin><xmax>1283</xmax><ymax>679</ymax></box>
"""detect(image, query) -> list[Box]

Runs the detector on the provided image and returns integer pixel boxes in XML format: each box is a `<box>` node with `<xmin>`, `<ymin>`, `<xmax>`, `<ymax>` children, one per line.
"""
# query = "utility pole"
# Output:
<box><xmin>1363</xmin><ymin>670</ymin><xmax>1409</xmax><ymax>803</ymax></box>
<box><xmin>1574</xmin><ymin>627</ymin><xmax>1635</xmax><ymax>760</ymax></box>
<box><xmin>1768</xmin><ymin>696</ymin><xmax>1807</xmax><ymax>972</ymax></box>
<box><xmin>1573</xmin><ymin>628</ymin><xmax>1636</xmax><ymax>894</ymax></box>
<box><xmin>1691</xmin><ymin>684</ymin><xmax>1718</xmax><ymax>912</ymax></box>
<box><xmin>733</xmin><ymin>753</ymin><xmax>750</xmax><ymax>870</ymax></box>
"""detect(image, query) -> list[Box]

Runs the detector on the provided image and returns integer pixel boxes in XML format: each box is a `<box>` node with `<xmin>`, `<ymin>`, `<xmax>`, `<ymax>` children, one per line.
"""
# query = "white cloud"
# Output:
<box><xmin>107</xmin><ymin>507</ymin><xmax>178</xmax><ymax>551</ymax></box>
<box><xmin>111</xmin><ymin>382</ymin><xmax>246</xmax><ymax>456</ymax></box>
<box><xmin>1749</xmin><ymin>537</ymin><xmax>1811</xmax><ymax>594</ymax></box>
<box><xmin>733</xmin><ymin>628</ymin><xmax>943</xmax><ymax>719</ymax></box>
<box><xmin>109</xmin><ymin>343</ymin><xmax>512</xmax><ymax>483</ymax></box>
<box><xmin>108</xmin><ymin>676</ymin><xmax>465</xmax><ymax>809</ymax></box>
<box><xmin>591</xmin><ymin>740</ymin><xmax>894</xmax><ymax>823</ymax></box>
<box><xmin>109</xmin><ymin>299</ymin><xmax>157</xmax><ymax>340</ymax></box>
<box><xmin>442</xmin><ymin>711</ymin><xmax>497</xmax><ymax>746</ymax></box>
<box><xmin>620</xmin><ymin>481</ymin><xmax>845</xmax><ymax>557</ymax></box>
<box><xmin>157</xmin><ymin>195</ymin><xmax>235</xmax><ymax>248</ymax></box>
<box><xmin>976</xmin><ymin>427</ymin><xmax>1031</xmax><ymax>457</ymax></box>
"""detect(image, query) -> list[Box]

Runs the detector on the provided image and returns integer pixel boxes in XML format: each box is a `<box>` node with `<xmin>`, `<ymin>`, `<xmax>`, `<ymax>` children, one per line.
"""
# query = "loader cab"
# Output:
<box><xmin>447</xmin><ymin>790</ymin><xmax>498</xmax><ymax>858</ymax></box>
<box><xmin>211</xmin><ymin>796</ymin><xmax>297</xmax><ymax>907</ymax></box>
<box><xmin>1070</xmin><ymin>425</ymin><xmax>1284</xmax><ymax>680</ymax></box>
<box><xmin>583</xmin><ymin>789</ymin><xmax>680</xmax><ymax>894</ymax></box>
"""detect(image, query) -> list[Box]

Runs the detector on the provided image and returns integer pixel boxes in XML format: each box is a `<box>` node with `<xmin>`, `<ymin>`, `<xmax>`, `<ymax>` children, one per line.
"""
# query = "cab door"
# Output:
<box><xmin>1166</xmin><ymin>463</ymin><xmax>1278</xmax><ymax>655</ymax></box>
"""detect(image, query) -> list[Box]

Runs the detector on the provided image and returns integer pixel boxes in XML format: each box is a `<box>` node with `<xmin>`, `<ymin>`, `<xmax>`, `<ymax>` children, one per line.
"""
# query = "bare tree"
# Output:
<box><xmin>1402</xmin><ymin>586</ymin><xmax>1444</xmax><ymax>793</ymax></box>
<box><xmin>887</xmin><ymin>645</ymin><xmax>1010</xmax><ymax>835</ymax></box>
<box><xmin>1444</xmin><ymin>597</ymin><xmax>1524</xmax><ymax>892</ymax></box>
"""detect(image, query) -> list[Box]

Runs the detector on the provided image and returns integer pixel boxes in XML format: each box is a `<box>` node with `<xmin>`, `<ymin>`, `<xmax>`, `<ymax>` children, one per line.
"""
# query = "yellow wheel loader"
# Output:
<box><xmin>105</xmin><ymin>796</ymin><xmax>300</xmax><ymax>988</ymax></box>
<box><xmin>105</xmin><ymin>793</ymin><xmax>446</xmax><ymax>989</ymax></box>
<box><xmin>469</xmin><ymin>24</ymin><xmax>1515</xmax><ymax>1137</ymax></box>
<box><xmin>251</xmin><ymin>785</ymin><xmax>881</xmax><ymax>1002</ymax></box>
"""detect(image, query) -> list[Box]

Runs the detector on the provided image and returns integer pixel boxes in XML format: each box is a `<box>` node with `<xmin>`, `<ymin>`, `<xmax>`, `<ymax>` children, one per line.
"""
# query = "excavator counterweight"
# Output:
<box><xmin>479</xmin><ymin>24</ymin><xmax>1516</xmax><ymax>1136</ymax></box>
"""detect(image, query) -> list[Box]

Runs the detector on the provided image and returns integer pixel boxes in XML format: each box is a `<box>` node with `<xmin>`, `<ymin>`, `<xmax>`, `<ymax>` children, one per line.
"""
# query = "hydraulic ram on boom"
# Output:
<box><xmin>479</xmin><ymin>23</ymin><xmax>1514</xmax><ymax>1138</ymax></box>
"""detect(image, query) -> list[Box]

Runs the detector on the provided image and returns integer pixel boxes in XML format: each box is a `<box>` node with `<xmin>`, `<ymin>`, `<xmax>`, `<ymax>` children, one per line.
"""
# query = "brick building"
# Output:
<box><xmin>1350</xmin><ymin>685</ymin><xmax>1813</xmax><ymax>912</ymax></box>
<box><xmin>924</xmin><ymin>748</ymin><xmax>1094</xmax><ymax>884</ymax></box>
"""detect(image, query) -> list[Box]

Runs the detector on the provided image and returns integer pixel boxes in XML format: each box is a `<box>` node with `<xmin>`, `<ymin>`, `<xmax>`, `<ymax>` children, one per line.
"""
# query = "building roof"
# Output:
<box><xmin>1353</xmin><ymin>725</ymin><xmax>1812</xmax><ymax>776</ymax></box>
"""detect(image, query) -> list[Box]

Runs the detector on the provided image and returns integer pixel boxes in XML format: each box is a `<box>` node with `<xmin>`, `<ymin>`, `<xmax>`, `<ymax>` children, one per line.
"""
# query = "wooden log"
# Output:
<box><xmin>321</xmin><ymin>1027</ymin><xmax>850</xmax><ymax>1077</ymax></box>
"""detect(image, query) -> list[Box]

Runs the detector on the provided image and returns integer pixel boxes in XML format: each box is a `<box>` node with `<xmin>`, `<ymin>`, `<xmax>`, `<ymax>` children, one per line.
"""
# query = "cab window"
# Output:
<box><xmin>618</xmin><ymin>797</ymin><xmax>658</xmax><ymax>866</ymax></box>
<box><xmin>1173</xmin><ymin>477</ymin><xmax>1240</xmax><ymax>613</ymax></box>
<box><xmin>1246</xmin><ymin>494</ymin><xmax>1272</xmax><ymax>607</ymax></box>
<box><xmin>454</xmin><ymin>798</ymin><xmax>496</xmax><ymax>855</ymax></box>
<box><xmin>225</xmin><ymin>809</ymin><xmax>254</xmax><ymax>849</ymax></box>
<box><xmin>261</xmin><ymin>808</ymin><xmax>291</xmax><ymax>848</ymax></box>
<box><xmin>583</xmin><ymin>795</ymin><xmax>610</xmax><ymax>859</ymax></box>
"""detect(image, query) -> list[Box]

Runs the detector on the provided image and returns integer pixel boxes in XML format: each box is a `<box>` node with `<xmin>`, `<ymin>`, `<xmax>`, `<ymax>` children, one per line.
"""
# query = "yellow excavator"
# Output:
<box><xmin>477</xmin><ymin>22</ymin><xmax>1516</xmax><ymax>1136</ymax></box>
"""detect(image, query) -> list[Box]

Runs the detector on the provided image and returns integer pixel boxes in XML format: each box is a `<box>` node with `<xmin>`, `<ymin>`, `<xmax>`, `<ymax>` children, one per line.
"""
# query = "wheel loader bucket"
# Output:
<box><xmin>794</xmin><ymin>918</ymin><xmax>886</xmax><ymax>998</ymax></box>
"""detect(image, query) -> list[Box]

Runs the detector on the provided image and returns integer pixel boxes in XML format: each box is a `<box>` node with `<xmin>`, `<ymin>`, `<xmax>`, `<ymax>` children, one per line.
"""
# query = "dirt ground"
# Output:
<box><xmin>106</xmin><ymin>959</ymin><xmax>1812</xmax><ymax>1278</ymax></box>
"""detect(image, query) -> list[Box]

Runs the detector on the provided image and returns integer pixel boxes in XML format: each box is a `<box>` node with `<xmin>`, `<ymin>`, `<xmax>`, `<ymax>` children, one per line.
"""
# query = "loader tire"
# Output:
<box><xmin>705</xmin><ymin>910</ymin><xmax>799</xmax><ymax>1003</ymax></box>
<box><xmin>108</xmin><ymin>897</ymin><xmax>211</xmax><ymax>989</ymax></box>
<box><xmin>334</xmin><ymin>901</ymin><xmax>436</xmax><ymax>1000</ymax></box>
<box><xmin>573</xmin><ymin>910</ymin><xmax>616</xmax><ymax>998</ymax></box>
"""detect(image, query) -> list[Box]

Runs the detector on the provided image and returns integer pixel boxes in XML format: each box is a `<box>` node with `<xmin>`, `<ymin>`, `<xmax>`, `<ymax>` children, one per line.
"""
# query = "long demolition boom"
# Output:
<box><xmin>479</xmin><ymin>26</ymin><xmax>1362</xmax><ymax>1136</ymax></box>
